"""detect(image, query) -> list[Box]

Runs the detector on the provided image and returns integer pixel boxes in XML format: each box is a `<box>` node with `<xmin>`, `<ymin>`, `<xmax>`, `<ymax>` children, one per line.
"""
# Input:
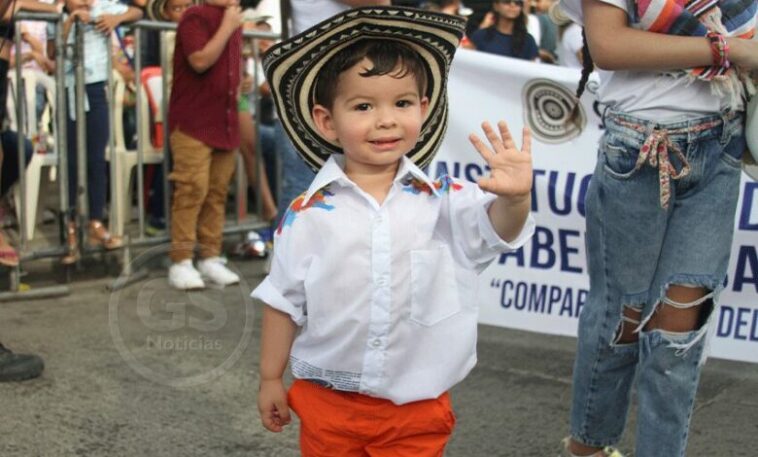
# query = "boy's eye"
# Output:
<box><xmin>354</xmin><ymin>103</ymin><xmax>371</xmax><ymax>111</ymax></box>
<box><xmin>396</xmin><ymin>99</ymin><xmax>413</xmax><ymax>108</ymax></box>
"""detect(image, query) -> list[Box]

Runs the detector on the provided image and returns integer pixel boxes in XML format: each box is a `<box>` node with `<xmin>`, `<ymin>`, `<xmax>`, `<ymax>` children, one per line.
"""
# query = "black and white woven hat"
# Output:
<box><xmin>263</xmin><ymin>7</ymin><xmax>467</xmax><ymax>171</ymax></box>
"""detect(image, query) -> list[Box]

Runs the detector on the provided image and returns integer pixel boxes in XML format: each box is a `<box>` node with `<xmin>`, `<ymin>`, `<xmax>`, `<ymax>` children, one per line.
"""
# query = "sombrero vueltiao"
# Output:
<box><xmin>146</xmin><ymin>0</ymin><xmax>198</xmax><ymax>21</ymax></box>
<box><xmin>263</xmin><ymin>7</ymin><xmax>467</xmax><ymax>172</ymax></box>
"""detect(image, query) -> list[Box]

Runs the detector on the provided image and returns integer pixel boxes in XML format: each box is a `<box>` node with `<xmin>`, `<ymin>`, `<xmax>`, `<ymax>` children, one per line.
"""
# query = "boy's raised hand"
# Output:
<box><xmin>258</xmin><ymin>378</ymin><xmax>292</xmax><ymax>432</ymax></box>
<box><xmin>469</xmin><ymin>121</ymin><xmax>533</xmax><ymax>200</ymax></box>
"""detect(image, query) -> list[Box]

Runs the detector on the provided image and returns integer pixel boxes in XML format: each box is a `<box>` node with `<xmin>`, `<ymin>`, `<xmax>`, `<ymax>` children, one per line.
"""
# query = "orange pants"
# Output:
<box><xmin>287</xmin><ymin>380</ymin><xmax>456</xmax><ymax>457</ymax></box>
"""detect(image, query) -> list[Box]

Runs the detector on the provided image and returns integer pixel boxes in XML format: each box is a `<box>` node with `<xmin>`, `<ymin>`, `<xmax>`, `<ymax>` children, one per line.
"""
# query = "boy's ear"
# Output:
<box><xmin>420</xmin><ymin>96</ymin><xmax>430</xmax><ymax>120</ymax></box>
<box><xmin>312</xmin><ymin>104</ymin><xmax>339</xmax><ymax>143</ymax></box>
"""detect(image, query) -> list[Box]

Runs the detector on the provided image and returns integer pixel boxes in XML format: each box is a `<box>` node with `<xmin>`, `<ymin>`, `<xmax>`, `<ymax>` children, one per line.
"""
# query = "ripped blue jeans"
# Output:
<box><xmin>570</xmin><ymin>109</ymin><xmax>745</xmax><ymax>457</ymax></box>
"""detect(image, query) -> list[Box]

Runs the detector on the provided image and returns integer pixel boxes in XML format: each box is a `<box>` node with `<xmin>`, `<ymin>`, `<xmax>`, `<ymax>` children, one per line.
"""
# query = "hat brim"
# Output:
<box><xmin>147</xmin><ymin>0</ymin><xmax>198</xmax><ymax>22</ymax></box>
<box><xmin>146</xmin><ymin>0</ymin><xmax>167</xmax><ymax>21</ymax></box>
<box><xmin>264</xmin><ymin>7</ymin><xmax>466</xmax><ymax>172</ymax></box>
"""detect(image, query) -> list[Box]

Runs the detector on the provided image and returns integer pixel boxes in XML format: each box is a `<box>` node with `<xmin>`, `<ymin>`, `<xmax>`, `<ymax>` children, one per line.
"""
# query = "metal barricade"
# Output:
<box><xmin>0</xmin><ymin>10</ymin><xmax>70</xmax><ymax>300</ymax></box>
<box><xmin>1</xmin><ymin>12</ymin><xmax>280</xmax><ymax>295</ymax></box>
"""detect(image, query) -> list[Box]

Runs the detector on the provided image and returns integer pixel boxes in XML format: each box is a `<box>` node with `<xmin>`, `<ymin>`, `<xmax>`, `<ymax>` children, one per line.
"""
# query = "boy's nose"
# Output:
<box><xmin>375</xmin><ymin>110</ymin><xmax>397</xmax><ymax>129</ymax></box>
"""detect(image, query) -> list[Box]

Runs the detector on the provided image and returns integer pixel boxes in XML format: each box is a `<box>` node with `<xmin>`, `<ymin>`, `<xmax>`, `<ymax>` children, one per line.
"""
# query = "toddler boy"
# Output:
<box><xmin>253</xmin><ymin>7</ymin><xmax>536</xmax><ymax>455</ymax></box>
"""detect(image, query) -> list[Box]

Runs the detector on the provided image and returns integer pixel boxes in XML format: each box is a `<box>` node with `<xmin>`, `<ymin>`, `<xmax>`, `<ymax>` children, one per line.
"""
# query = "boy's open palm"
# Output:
<box><xmin>469</xmin><ymin>121</ymin><xmax>533</xmax><ymax>199</ymax></box>
<box><xmin>258</xmin><ymin>379</ymin><xmax>292</xmax><ymax>433</ymax></box>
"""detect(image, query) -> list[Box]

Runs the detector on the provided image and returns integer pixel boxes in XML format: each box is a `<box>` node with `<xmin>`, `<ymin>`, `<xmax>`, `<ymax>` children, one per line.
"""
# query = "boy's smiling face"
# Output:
<box><xmin>312</xmin><ymin>58</ymin><xmax>429</xmax><ymax>176</ymax></box>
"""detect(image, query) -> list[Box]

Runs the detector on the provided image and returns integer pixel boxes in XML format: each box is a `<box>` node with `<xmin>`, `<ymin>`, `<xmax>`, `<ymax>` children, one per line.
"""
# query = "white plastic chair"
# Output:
<box><xmin>6</xmin><ymin>69</ymin><xmax>59</xmax><ymax>241</ymax></box>
<box><xmin>108</xmin><ymin>70</ymin><xmax>164</xmax><ymax>237</ymax></box>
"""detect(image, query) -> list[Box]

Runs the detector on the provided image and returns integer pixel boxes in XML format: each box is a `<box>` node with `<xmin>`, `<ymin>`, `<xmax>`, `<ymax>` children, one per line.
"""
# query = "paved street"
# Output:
<box><xmin>1</xmin><ymin>255</ymin><xmax>757</xmax><ymax>456</ymax></box>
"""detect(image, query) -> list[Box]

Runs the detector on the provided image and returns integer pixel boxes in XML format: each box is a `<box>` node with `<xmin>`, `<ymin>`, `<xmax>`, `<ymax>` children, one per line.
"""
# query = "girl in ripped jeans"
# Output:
<box><xmin>556</xmin><ymin>0</ymin><xmax>758</xmax><ymax>456</ymax></box>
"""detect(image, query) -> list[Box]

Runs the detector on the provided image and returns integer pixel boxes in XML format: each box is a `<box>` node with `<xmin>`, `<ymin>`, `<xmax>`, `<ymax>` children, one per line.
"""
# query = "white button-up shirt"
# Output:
<box><xmin>251</xmin><ymin>155</ymin><xmax>535</xmax><ymax>405</ymax></box>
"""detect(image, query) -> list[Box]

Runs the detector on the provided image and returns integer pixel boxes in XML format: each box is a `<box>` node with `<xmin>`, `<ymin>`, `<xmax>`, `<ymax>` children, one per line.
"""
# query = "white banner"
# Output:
<box><xmin>433</xmin><ymin>49</ymin><xmax>758</xmax><ymax>364</ymax></box>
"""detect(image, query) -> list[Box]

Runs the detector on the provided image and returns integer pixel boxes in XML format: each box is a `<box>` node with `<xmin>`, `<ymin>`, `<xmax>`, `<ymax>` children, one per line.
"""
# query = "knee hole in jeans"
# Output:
<box><xmin>613</xmin><ymin>305</ymin><xmax>642</xmax><ymax>345</ymax></box>
<box><xmin>644</xmin><ymin>285</ymin><xmax>714</xmax><ymax>334</ymax></box>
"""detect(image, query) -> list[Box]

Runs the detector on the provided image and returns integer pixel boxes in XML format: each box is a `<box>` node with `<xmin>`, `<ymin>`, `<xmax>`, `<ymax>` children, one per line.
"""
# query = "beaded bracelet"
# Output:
<box><xmin>706</xmin><ymin>31</ymin><xmax>730</xmax><ymax>69</ymax></box>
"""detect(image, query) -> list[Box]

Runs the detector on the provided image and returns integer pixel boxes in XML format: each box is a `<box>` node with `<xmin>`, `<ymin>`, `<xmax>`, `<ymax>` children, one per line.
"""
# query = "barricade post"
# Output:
<box><xmin>0</xmin><ymin>11</ymin><xmax>70</xmax><ymax>300</ymax></box>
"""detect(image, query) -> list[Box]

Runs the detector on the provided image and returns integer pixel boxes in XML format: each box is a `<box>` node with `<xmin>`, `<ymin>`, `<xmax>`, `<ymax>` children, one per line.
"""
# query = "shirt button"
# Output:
<box><xmin>376</xmin><ymin>278</ymin><xmax>388</xmax><ymax>287</ymax></box>
<box><xmin>371</xmin><ymin>338</ymin><xmax>381</xmax><ymax>348</ymax></box>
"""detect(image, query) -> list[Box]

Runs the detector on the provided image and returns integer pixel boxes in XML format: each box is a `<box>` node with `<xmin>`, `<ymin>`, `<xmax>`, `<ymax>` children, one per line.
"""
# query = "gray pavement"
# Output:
<box><xmin>1</xmin><ymin>255</ymin><xmax>757</xmax><ymax>456</ymax></box>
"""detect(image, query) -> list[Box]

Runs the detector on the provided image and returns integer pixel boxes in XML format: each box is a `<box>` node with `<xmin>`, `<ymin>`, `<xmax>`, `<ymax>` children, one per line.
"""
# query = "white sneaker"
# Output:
<box><xmin>168</xmin><ymin>259</ymin><xmax>206</xmax><ymax>290</ymax></box>
<box><xmin>197</xmin><ymin>257</ymin><xmax>240</xmax><ymax>286</ymax></box>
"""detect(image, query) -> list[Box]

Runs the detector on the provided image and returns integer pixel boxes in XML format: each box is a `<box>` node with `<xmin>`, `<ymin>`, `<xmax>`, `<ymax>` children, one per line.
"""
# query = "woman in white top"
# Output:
<box><xmin>558</xmin><ymin>0</ymin><xmax>758</xmax><ymax>456</ymax></box>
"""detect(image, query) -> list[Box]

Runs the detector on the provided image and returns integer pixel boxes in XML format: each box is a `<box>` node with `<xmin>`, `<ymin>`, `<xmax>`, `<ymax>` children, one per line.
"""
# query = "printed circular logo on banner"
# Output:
<box><xmin>522</xmin><ymin>79</ymin><xmax>586</xmax><ymax>144</ymax></box>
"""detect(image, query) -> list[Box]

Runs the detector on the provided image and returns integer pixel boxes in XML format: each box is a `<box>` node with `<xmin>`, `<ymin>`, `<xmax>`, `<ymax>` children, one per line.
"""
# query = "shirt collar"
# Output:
<box><xmin>302</xmin><ymin>155</ymin><xmax>440</xmax><ymax>205</ymax></box>
<box><xmin>394</xmin><ymin>156</ymin><xmax>440</xmax><ymax>197</ymax></box>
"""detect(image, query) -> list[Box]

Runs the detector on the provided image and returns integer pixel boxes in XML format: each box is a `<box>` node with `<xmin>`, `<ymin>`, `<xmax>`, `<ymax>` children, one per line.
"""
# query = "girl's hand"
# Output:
<box><xmin>70</xmin><ymin>9</ymin><xmax>91</xmax><ymax>23</ymax></box>
<box><xmin>95</xmin><ymin>14</ymin><xmax>120</xmax><ymax>34</ymax></box>
<box><xmin>257</xmin><ymin>378</ymin><xmax>292</xmax><ymax>433</ymax></box>
<box><xmin>469</xmin><ymin>121</ymin><xmax>533</xmax><ymax>200</ymax></box>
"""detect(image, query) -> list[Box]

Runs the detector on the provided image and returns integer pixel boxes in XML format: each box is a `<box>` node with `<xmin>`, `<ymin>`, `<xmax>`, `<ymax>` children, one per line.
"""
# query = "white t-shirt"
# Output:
<box><xmin>527</xmin><ymin>13</ymin><xmax>541</xmax><ymax>48</ymax></box>
<box><xmin>560</xmin><ymin>0</ymin><xmax>732</xmax><ymax>120</ymax></box>
<box><xmin>251</xmin><ymin>155</ymin><xmax>535</xmax><ymax>404</ymax></box>
<box><xmin>558</xmin><ymin>22</ymin><xmax>583</xmax><ymax>69</ymax></box>
<box><xmin>290</xmin><ymin>0</ymin><xmax>350</xmax><ymax>35</ymax></box>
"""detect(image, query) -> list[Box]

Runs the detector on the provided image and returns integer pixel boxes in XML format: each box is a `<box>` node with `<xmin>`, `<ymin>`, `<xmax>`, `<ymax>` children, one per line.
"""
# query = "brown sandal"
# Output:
<box><xmin>61</xmin><ymin>222</ymin><xmax>79</xmax><ymax>265</ymax></box>
<box><xmin>88</xmin><ymin>220</ymin><xmax>123</xmax><ymax>250</ymax></box>
<box><xmin>0</xmin><ymin>231</ymin><xmax>19</xmax><ymax>267</ymax></box>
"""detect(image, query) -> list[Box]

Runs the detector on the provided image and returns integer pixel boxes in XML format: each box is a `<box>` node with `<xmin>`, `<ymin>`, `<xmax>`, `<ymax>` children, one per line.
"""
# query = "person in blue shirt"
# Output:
<box><xmin>469</xmin><ymin>0</ymin><xmax>538</xmax><ymax>60</ymax></box>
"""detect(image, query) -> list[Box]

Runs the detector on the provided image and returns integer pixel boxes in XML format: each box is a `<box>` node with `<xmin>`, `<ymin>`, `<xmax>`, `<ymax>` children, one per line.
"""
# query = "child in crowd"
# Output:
<box><xmin>557</xmin><ymin>0</ymin><xmax>758</xmax><ymax>455</ymax></box>
<box><xmin>141</xmin><ymin>0</ymin><xmax>195</xmax><ymax>236</ymax></box>
<box><xmin>47</xmin><ymin>0</ymin><xmax>143</xmax><ymax>264</ymax></box>
<box><xmin>253</xmin><ymin>7</ymin><xmax>535</xmax><ymax>455</ymax></box>
<box><xmin>166</xmin><ymin>0</ymin><xmax>243</xmax><ymax>289</ymax></box>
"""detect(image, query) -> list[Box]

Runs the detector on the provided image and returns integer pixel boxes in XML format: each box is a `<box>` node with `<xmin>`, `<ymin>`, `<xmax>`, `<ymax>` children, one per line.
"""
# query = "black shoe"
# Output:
<box><xmin>0</xmin><ymin>342</ymin><xmax>44</xmax><ymax>382</ymax></box>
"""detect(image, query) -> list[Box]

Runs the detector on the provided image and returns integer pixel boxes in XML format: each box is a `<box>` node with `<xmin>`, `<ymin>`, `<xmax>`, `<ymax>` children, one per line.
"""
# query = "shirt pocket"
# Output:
<box><xmin>410</xmin><ymin>246</ymin><xmax>462</xmax><ymax>327</ymax></box>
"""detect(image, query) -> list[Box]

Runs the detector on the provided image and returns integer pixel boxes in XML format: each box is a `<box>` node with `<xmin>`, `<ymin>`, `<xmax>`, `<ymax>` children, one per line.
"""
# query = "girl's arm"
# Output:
<box><xmin>95</xmin><ymin>5</ymin><xmax>144</xmax><ymax>35</ymax></box>
<box><xmin>583</xmin><ymin>0</ymin><xmax>758</xmax><ymax>71</ymax></box>
<box><xmin>61</xmin><ymin>10</ymin><xmax>89</xmax><ymax>42</ymax></box>
<box><xmin>3</xmin><ymin>0</ymin><xmax>59</xmax><ymax>21</ymax></box>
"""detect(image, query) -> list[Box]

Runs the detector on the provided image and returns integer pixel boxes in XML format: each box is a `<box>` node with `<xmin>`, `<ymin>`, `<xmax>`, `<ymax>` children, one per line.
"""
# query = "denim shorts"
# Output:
<box><xmin>569</xmin><ymin>109</ymin><xmax>745</xmax><ymax>457</ymax></box>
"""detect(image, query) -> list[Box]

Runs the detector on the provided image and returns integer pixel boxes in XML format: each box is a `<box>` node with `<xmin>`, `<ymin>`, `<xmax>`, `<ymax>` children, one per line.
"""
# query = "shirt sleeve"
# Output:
<box><xmin>250</xmin><ymin>218</ymin><xmax>312</xmax><ymax>326</ymax></box>
<box><xmin>524</xmin><ymin>34</ymin><xmax>539</xmax><ymax>60</ymax></box>
<box><xmin>177</xmin><ymin>11</ymin><xmax>212</xmax><ymax>57</ymax></box>
<box><xmin>469</xmin><ymin>28</ymin><xmax>485</xmax><ymax>50</ymax></box>
<box><xmin>560</xmin><ymin>0</ymin><xmax>629</xmax><ymax>25</ymax></box>
<box><xmin>46</xmin><ymin>21</ymin><xmax>54</xmax><ymax>40</ymax></box>
<box><xmin>438</xmin><ymin>178</ymin><xmax>535</xmax><ymax>273</ymax></box>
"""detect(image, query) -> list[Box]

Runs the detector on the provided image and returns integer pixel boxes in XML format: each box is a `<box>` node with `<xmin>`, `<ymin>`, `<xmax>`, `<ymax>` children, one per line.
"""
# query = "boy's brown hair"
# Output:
<box><xmin>313</xmin><ymin>40</ymin><xmax>428</xmax><ymax>110</ymax></box>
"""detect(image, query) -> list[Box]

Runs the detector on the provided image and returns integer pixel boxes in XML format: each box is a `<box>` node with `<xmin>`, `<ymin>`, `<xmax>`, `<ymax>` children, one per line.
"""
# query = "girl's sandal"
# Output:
<box><xmin>0</xmin><ymin>232</ymin><xmax>19</xmax><ymax>267</ymax></box>
<box><xmin>88</xmin><ymin>220</ymin><xmax>123</xmax><ymax>250</ymax></box>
